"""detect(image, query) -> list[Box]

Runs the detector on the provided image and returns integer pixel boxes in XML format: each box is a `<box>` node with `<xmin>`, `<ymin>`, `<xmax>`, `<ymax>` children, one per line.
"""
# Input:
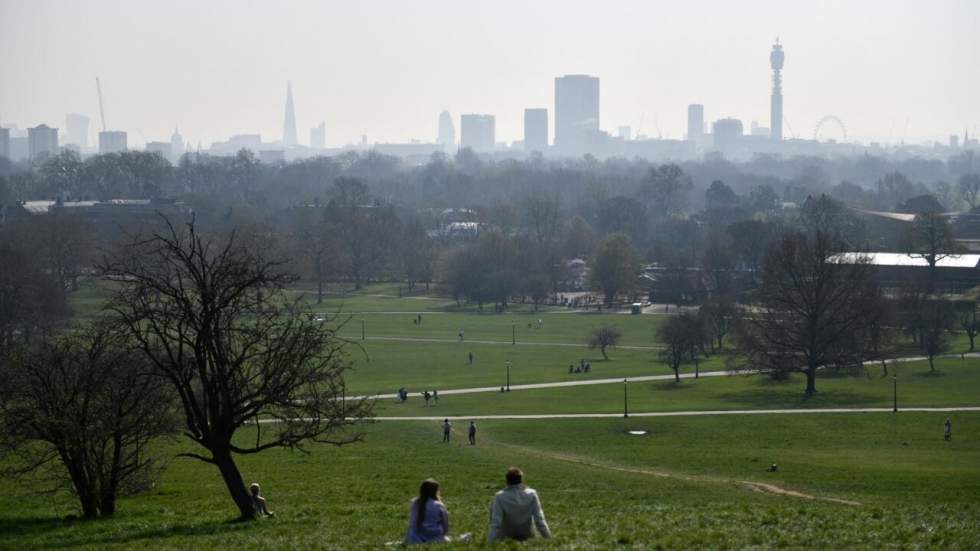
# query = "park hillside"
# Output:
<box><xmin>1</xmin><ymin>151</ymin><xmax>979</xmax><ymax>548</ymax></box>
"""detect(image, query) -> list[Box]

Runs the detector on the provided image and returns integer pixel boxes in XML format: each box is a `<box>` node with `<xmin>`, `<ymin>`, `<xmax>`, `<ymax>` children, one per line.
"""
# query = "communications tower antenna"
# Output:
<box><xmin>96</xmin><ymin>77</ymin><xmax>107</xmax><ymax>132</ymax></box>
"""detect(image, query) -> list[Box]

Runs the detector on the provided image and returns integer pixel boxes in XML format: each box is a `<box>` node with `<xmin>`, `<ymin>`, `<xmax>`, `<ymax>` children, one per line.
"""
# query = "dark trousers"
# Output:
<box><xmin>443</xmin><ymin>431</ymin><xmax>450</xmax><ymax>442</ymax></box>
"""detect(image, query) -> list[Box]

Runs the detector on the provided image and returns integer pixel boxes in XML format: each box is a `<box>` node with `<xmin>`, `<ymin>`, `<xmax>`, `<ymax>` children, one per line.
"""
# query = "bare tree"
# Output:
<box><xmin>733</xmin><ymin>231</ymin><xmax>882</xmax><ymax>395</ymax></box>
<box><xmin>698</xmin><ymin>298</ymin><xmax>738</xmax><ymax>352</ymax></box>
<box><xmin>957</xmin><ymin>301</ymin><xmax>980</xmax><ymax>352</ymax></box>
<box><xmin>587</xmin><ymin>326</ymin><xmax>622</xmax><ymax>360</ymax></box>
<box><xmin>639</xmin><ymin>164</ymin><xmax>693</xmax><ymax>219</ymax></box>
<box><xmin>659</xmin><ymin>313</ymin><xmax>704</xmax><ymax>382</ymax></box>
<box><xmin>0</xmin><ymin>322</ymin><xmax>175</xmax><ymax>518</ymax></box>
<box><xmin>904</xmin><ymin>212</ymin><xmax>956</xmax><ymax>281</ymax></box>
<box><xmin>958</xmin><ymin>173</ymin><xmax>980</xmax><ymax>210</ymax></box>
<box><xmin>102</xmin><ymin>217</ymin><xmax>372</xmax><ymax>519</ymax></box>
<box><xmin>590</xmin><ymin>233</ymin><xmax>639</xmax><ymax>306</ymax></box>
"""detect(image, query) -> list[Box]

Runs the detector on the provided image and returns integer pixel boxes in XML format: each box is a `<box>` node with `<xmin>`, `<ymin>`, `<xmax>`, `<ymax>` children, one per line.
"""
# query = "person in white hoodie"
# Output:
<box><xmin>487</xmin><ymin>467</ymin><xmax>551</xmax><ymax>543</ymax></box>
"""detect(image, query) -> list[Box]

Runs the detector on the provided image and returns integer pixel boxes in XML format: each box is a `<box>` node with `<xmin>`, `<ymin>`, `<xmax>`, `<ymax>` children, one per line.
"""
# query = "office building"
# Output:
<box><xmin>712</xmin><ymin>118</ymin><xmax>743</xmax><ymax>152</ymax></box>
<box><xmin>310</xmin><ymin>122</ymin><xmax>326</xmax><ymax>149</ymax></box>
<box><xmin>460</xmin><ymin>114</ymin><xmax>495</xmax><ymax>153</ymax></box>
<box><xmin>28</xmin><ymin>124</ymin><xmax>59</xmax><ymax>160</ymax></box>
<box><xmin>554</xmin><ymin>74</ymin><xmax>600</xmax><ymax>151</ymax></box>
<box><xmin>523</xmin><ymin>108</ymin><xmax>548</xmax><ymax>152</ymax></box>
<box><xmin>950</xmin><ymin>135</ymin><xmax>960</xmax><ymax>148</ymax></box>
<box><xmin>770</xmin><ymin>39</ymin><xmax>785</xmax><ymax>141</ymax></box>
<box><xmin>687</xmin><ymin>104</ymin><xmax>704</xmax><ymax>142</ymax></box>
<box><xmin>65</xmin><ymin>113</ymin><xmax>90</xmax><ymax>149</ymax></box>
<box><xmin>0</xmin><ymin>128</ymin><xmax>9</xmax><ymax>159</ymax></box>
<box><xmin>99</xmin><ymin>130</ymin><xmax>127</xmax><ymax>154</ymax></box>
<box><xmin>437</xmin><ymin>110</ymin><xmax>455</xmax><ymax>147</ymax></box>
<box><xmin>145</xmin><ymin>141</ymin><xmax>172</xmax><ymax>159</ymax></box>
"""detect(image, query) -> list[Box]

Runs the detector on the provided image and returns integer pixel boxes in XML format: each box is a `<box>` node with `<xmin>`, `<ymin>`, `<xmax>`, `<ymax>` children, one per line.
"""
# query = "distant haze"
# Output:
<box><xmin>1</xmin><ymin>0</ymin><xmax>977</xmax><ymax>147</ymax></box>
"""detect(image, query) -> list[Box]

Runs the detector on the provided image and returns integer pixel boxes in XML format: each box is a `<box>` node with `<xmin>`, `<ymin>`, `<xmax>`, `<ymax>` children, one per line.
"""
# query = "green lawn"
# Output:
<box><xmin>14</xmin><ymin>282</ymin><xmax>974</xmax><ymax>549</ymax></box>
<box><xmin>1</xmin><ymin>416</ymin><xmax>977</xmax><ymax>549</ymax></box>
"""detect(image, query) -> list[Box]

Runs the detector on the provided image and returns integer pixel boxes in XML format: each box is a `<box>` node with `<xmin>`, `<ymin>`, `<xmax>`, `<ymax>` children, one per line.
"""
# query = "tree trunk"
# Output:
<box><xmin>804</xmin><ymin>367</ymin><xmax>817</xmax><ymax>396</ymax></box>
<box><xmin>928</xmin><ymin>354</ymin><xmax>936</xmax><ymax>372</ymax></box>
<box><xmin>970</xmin><ymin>334</ymin><xmax>975</xmax><ymax>352</ymax></box>
<box><xmin>316</xmin><ymin>254</ymin><xmax>323</xmax><ymax>304</ymax></box>
<box><xmin>674</xmin><ymin>366</ymin><xmax>680</xmax><ymax>383</ymax></box>
<box><xmin>601</xmin><ymin>346</ymin><xmax>608</xmax><ymax>360</ymax></box>
<box><xmin>213</xmin><ymin>447</ymin><xmax>255</xmax><ymax>520</ymax></box>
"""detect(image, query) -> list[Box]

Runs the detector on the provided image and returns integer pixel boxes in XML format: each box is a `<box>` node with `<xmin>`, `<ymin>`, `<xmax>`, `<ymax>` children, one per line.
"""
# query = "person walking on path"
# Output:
<box><xmin>433</xmin><ymin>390</ymin><xmax>439</xmax><ymax>404</ymax></box>
<box><xmin>404</xmin><ymin>479</ymin><xmax>450</xmax><ymax>544</ymax></box>
<box><xmin>487</xmin><ymin>467</ymin><xmax>551</xmax><ymax>543</ymax></box>
<box><xmin>442</xmin><ymin>419</ymin><xmax>452</xmax><ymax>442</ymax></box>
<box><xmin>423</xmin><ymin>391</ymin><xmax>431</xmax><ymax>407</ymax></box>
<box><xmin>458</xmin><ymin>329</ymin><xmax>465</xmax><ymax>342</ymax></box>
<box><xmin>945</xmin><ymin>417</ymin><xmax>952</xmax><ymax>441</ymax></box>
<box><xmin>468</xmin><ymin>352</ymin><xmax>474</xmax><ymax>365</ymax></box>
<box><xmin>468</xmin><ymin>421</ymin><xmax>477</xmax><ymax>445</ymax></box>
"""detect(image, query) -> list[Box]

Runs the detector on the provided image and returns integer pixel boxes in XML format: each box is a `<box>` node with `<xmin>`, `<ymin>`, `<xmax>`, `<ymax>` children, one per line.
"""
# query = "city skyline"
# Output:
<box><xmin>1</xmin><ymin>0</ymin><xmax>978</xmax><ymax>148</ymax></box>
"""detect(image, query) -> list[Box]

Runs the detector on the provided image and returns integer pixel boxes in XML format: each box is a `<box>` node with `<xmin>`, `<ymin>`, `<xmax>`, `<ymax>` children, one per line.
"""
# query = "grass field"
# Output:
<box><xmin>0</xmin><ymin>281</ymin><xmax>974</xmax><ymax>549</ymax></box>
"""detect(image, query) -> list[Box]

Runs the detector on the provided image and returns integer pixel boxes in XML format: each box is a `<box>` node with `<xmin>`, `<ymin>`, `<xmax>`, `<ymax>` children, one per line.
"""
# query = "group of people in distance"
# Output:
<box><xmin>568</xmin><ymin>359</ymin><xmax>591</xmax><ymax>374</ymax></box>
<box><xmin>441</xmin><ymin>419</ymin><xmax>477</xmax><ymax>445</ymax></box>
<box><xmin>405</xmin><ymin>467</ymin><xmax>550</xmax><ymax>545</ymax></box>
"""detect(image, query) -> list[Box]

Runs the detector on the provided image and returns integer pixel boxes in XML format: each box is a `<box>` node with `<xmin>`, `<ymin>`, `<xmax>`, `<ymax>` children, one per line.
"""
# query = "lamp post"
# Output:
<box><xmin>893</xmin><ymin>374</ymin><xmax>898</xmax><ymax>413</ymax></box>
<box><xmin>361</xmin><ymin>319</ymin><xmax>365</xmax><ymax>340</ymax></box>
<box><xmin>623</xmin><ymin>378</ymin><xmax>629</xmax><ymax>418</ymax></box>
<box><xmin>512</xmin><ymin>323</ymin><xmax>516</xmax><ymax>345</ymax></box>
<box><xmin>506</xmin><ymin>360</ymin><xmax>512</xmax><ymax>392</ymax></box>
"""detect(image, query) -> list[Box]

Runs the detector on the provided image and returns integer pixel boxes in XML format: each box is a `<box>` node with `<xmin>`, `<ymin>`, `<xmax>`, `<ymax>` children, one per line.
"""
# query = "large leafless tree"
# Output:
<box><xmin>734</xmin><ymin>231</ymin><xmax>882</xmax><ymax>395</ymax></box>
<box><xmin>102</xmin><ymin>217</ymin><xmax>372</xmax><ymax>520</ymax></box>
<box><xmin>0</xmin><ymin>322</ymin><xmax>175</xmax><ymax>518</ymax></box>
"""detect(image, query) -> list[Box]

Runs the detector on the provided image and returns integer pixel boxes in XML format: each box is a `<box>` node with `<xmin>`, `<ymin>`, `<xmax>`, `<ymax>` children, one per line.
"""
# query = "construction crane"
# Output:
<box><xmin>96</xmin><ymin>77</ymin><xmax>107</xmax><ymax>132</ymax></box>
<box><xmin>653</xmin><ymin>113</ymin><xmax>663</xmax><ymax>139</ymax></box>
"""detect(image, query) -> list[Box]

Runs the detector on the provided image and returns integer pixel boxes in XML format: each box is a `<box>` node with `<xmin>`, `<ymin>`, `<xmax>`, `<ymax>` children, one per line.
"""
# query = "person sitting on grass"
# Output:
<box><xmin>250</xmin><ymin>483</ymin><xmax>275</xmax><ymax>517</ymax></box>
<box><xmin>404</xmin><ymin>479</ymin><xmax>450</xmax><ymax>544</ymax></box>
<box><xmin>488</xmin><ymin>467</ymin><xmax>551</xmax><ymax>543</ymax></box>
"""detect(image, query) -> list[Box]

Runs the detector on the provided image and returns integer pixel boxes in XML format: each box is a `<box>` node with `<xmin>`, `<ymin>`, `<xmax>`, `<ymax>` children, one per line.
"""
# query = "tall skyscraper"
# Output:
<box><xmin>770</xmin><ymin>39</ymin><xmax>784</xmax><ymax>142</ymax></box>
<box><xmin>28</xmin><ymin>124</ymin><xmax>59</xmax><ymax>160</ymax></box>
<box><xmin>437</xmin><ymin>111</ymin><xmax>456</xmax><ymax>147</ymax></box>
<box><xmin>283</xmin><ymin>81</ymin><xmax>298</xmax><ymax>147</ymax></box>
<box><xmin>0</xmin><ymin>128</ymin><xmax>9</xmax><ymax>159</ymax></box>
<box><xmin>310</xmin><ymin>122</ymin><xmax>326</xmax><ymax>149</ymax></box>
<box><xmin>99</xmin><ymin>130</ymin><xmax>127</xmax><ymax>154</ymax></box>
<box><xmin>523</xmin><ymin>108</ymin><xmax>548</xmax><ymax>152</ymax></box>
<box><xmin>459</xmin><ymin>114</ymin><xmax>495</xmax><ymax>153</ymax></box>
<box><xmin>554</xmin><ymin>74</ymin><xmax>599</xmax><ymax>151</ymax></box>
<box><xmin>65</xmin><ymin>113</ymin><xmax>90</xmax><ymax>149</ymax></box>
<box><xmin>687</xmin><ymin>104</ymin><xmax>704</xmax><ymax>142</ymax></box>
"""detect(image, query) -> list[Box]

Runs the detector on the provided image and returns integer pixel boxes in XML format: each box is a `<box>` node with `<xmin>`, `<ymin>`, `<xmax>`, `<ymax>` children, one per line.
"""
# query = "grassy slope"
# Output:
<box><xmin>9</xmin><ymin>282</ymin><xmax>970</xmax><ymax>549</ymax></box>
<box><xmin>0</xmin><ymin>417</ymin><xmax>977</xmax><ymax>550</ymax></box>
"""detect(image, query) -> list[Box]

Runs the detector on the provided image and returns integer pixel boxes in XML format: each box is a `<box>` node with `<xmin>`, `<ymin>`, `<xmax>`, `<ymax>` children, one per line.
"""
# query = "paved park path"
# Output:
<box><xmin>359</xmin><ymin>334</ymin><xmax>663</xmax><ymax>350</ymax></box>
<box><xmin>370</xmin><ymin>406</ymin><xmax>980</xmax><ymax>421</ymax></box>
<box><xmin>359</xmin><ymin>352</ymin><xmax>980</xmax><ymax>401</ymax></box>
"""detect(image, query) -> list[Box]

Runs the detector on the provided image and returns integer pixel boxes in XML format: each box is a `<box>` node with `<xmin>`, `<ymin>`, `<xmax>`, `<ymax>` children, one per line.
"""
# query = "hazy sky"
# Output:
<box><xmin>1</xmin><ymin>0</ymin><xmax>977</xmax><ymax>148</ymax></box>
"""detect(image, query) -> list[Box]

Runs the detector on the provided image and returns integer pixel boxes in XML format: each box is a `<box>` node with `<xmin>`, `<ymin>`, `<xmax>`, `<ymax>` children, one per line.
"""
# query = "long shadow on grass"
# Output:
<box><xmin>33</xmin><ymin>516</ymin><xmax>257</xmax><ymax>550</ymax></box>
<box><xmin>714</xmin><ymin>378</ymin><xmax>884</xmax><ymax>409</ymax></box>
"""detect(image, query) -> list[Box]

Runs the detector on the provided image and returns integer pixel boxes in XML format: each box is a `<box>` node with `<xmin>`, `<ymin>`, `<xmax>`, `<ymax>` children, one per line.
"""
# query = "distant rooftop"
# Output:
<box><xmin>830</xmin><ymin>252</ymin><xmax>980</xmax><ymax>269</ymax></box>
